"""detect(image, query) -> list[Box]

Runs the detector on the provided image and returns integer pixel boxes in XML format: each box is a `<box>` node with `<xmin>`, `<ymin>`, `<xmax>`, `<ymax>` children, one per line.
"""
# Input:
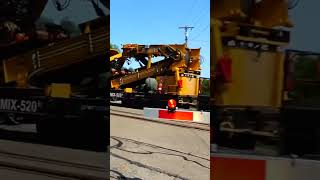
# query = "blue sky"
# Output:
<box><xmin>36</xmin><ymin>1</ymin><xmax>320</xmax><ymax>78</ymax></box>
<box><xmin>111</xmin><ymin>0</ymin><xmax>210</xmax><ymax>78</ymax></box>
<box><xmin>289</xmin><ymin>1</ymin><xmax>320</xmax><ymax>52</ymax></box>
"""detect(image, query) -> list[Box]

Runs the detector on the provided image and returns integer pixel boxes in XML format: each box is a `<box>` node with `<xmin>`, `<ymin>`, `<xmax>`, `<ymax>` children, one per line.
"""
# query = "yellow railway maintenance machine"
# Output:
<box><xmin>0</xmin><ymin>18</ymin><xmax>108</xmax><ymax>151</ymax></box>
<box><xmin>0</xmin><ymin>1</ymin><xmax>109</xmax><ymax>152</ymax></box>
<box><xmin>110</xmin><ymin>43</ymin><xmax>204</xmax><ymax>109</ymax></box>
<box><xmin>210</xmin><ymin>0</ymin><xmax>313</xmax><ymax>155</ymax></box>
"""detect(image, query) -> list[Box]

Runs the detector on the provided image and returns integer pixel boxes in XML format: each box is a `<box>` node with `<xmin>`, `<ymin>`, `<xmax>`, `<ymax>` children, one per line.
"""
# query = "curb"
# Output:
<box><xmin>144</xmin><ymin>108</ymin><xmax>210</xmax><ymax>124</ymax></box>
<box><xmin>110</xmin><ymin>111</ymin><xmax>210</xmax><ymax>131</ymax></box>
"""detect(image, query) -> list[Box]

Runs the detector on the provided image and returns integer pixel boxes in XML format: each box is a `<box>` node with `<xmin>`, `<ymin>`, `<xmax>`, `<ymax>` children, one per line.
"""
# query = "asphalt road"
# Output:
<box><xmin>110</xmin><ymin>110</ymin><xmax>210</xmax><ymax>180</ymax></box>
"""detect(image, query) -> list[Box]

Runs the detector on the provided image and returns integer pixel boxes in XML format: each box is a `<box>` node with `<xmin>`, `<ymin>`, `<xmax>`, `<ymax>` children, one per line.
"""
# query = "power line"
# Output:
<box><xmin>189</xmin><ymin>24</ymin><xmax>209</xmax><ymax>41</ymax></box>
<box><xmin>179</xmin><ymin>26</ymin><xmax>194</xmax><ymax>47</ymax></box>
<box><xmin>191</xmin><ymin>8</ymin><xmax>209</xmax><ymax>27</ymax></box>
<box><xmin>190</xmin><ymin>39</ymin><xmax>209</xmax><ymax>43</ymax></box>
<box><xmin>186</xmin><ymin>0</ymin><xmax>199</xmax><ymax>24</ymax></box>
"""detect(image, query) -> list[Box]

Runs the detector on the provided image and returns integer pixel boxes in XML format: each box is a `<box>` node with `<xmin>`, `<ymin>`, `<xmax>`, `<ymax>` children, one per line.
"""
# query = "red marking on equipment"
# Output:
<box><xmin>216</xmin><ymin>56</ymin><xmax>232</xmax><ymax>82</ymax></box>
<box><xmin>177</xmin><ymin>80</ymin><xmax>183</xmax><ymax>88</ymax></box>
<box><xmin>211</xmin><ymin>156</ymin><xmax>266</xmax><ymax>180</ymax></box>
<box><xmin>158</xmin><ymin>110</ymin><xmax>193</xmax><ymax>121</ymax></box>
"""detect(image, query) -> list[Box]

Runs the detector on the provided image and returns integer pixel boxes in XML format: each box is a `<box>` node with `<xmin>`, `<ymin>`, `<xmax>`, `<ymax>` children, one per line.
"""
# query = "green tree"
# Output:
<box><xmin>199</xmin><ymin>78</ymin><xmax>210</xmax><ymax>96</ymax></box>
<box><xmin>293</xmin><ymin>56</ymin><xmax>317</xmax><ymax>80</ymax></box>
<box><xmin>289</xmin><ymin>55</ymin><xmax>320</xmax><ymax>103</ymax></box>
<box><xmin>110</xmin><ymin>43</ymin><xmax>120</xmax><ymax>51</ymax></box>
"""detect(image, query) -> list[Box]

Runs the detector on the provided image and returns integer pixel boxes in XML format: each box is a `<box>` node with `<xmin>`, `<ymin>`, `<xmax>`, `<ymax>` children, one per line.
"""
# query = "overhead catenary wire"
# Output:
<box><xmin>190</xmin><ymin>8</ymin><xmax>210</xmax><ymax>28</ymax></box>
<box><xmin>186</xmin><ymin>4</ymin><xmax>210</xmax><ymax>44</ymax></box>
<box><xmin>190</xmin><ymin>40</ymin><xmax>209</xmax><ymax>43</ymax></box>
<box><xmin>189</xmin><ymin>24</ymin><xmax>209</xmax><ymax>42</ymax></box>
<box><xmin>185</xmin><ymin>0</ymin><xmax>199</xmax><ymax>24</ymax></box>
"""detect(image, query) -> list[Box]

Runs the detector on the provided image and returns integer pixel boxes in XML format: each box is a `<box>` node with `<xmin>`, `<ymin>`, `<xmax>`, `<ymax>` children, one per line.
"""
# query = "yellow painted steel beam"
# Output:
<box><xmin>188</xmin><ymin>48</ymin><xmax>201</xmax><ymax>71</ymax></box>
<box><xmin>175</xmin><ymin>68</ymin><xmax>181</xmax><ymax>95</ymax></box>
<box><xmin>273</xmin><ymin>52</ymin><xmax>285</xmax><ymax>108</ymax></box>
<box><xmin>110</xmin><ymin>53</ymin><xmax>122</xmax><ymax>61</ymax></box>
<box><xmin>212</xmin><ymin>19</ymin><xmax>223</xmax><ymax>68</ymax></box>
<box><xmin>195</xmin><ymin>77</ymin><xmax>200</xmax><ymax>97</ymax></box>
<box><xmin>147</xmin><ymin>55</ymin><xmax>152</xmax><ymax>68</ymax></box>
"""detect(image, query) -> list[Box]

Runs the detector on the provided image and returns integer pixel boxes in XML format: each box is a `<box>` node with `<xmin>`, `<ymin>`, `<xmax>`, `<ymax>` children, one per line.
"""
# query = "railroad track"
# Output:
<box><xmin>110</xmin><ymin>106</ymin><xmax>210</xmax><ymax>131</ymax></box>
<box><xmin>0</xmin><ymin>146</ymin><xmax>108</xmax><ymax>179</ymax></box>
<box><xmin>110</xmin><ymin>100</ymin><xmax>210</xmax><ymax>112</ymax></box>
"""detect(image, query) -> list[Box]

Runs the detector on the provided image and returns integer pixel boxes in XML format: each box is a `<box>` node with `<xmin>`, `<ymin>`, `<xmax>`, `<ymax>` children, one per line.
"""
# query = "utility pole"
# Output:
<box><xmin>179</xmin><ymin>26</ymin><xmax>194</xmax><ymax>47</ymax></box>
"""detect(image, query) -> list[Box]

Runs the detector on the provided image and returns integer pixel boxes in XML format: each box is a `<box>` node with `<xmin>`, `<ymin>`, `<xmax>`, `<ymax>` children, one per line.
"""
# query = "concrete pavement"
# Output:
<box><xmin>110</xmin><ymin>113</ymin><xmax>210</xmax><ymax>180</ymax></box>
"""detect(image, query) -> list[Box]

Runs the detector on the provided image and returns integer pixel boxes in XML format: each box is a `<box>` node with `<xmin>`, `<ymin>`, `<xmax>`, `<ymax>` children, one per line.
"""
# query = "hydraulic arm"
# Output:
<box><xmin>111</xmin><ymin>44</ymin><xmax>185</xmax><ymax>89</ymax></box>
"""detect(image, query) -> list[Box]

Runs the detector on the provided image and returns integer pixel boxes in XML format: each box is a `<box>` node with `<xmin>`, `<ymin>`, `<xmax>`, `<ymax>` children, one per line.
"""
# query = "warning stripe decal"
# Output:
<box><xmin>158</xmin><ymin>110</ymin><xmax>193</xmax><ymax>121</ymax></box>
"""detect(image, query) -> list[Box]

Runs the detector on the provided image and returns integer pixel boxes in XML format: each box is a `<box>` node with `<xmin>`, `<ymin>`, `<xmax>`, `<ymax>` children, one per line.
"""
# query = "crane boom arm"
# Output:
<box><xmin>110</xmin><ymin>44</ymin><xmax>186</xmax><ymax>89</ymax></box>
<box><xmin>3</xmin><ymin>26</ymin><xmax>108</xmax><ymax>85</ymax></box>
